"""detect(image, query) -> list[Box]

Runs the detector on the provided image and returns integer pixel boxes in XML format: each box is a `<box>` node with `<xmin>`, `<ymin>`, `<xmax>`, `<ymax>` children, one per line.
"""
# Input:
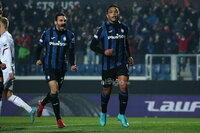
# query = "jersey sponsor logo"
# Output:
<box><xmin>49</xmin><ymin>41</ymin><xmax>67</xmax><ymax>46</ymax></box>
<box><xmin>51</xmin><ymin>37</ymin><xmax>56</xmax><ymax>40</ymax></box>
<box><xmin>108</xmin><ymin>34</ymin><xmax>125</xmax><ymax>40</ymax></box>
<box><xmin>145</xmin><ymin>101</ymin><xmax>200</xmax><ymax>112</ymax></box>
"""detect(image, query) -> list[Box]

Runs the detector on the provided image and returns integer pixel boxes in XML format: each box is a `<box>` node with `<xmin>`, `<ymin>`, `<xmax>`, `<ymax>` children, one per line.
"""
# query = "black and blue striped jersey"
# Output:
<box><xmin>36</xmin><ymin>26</ymin><xmax>75</xmax><ymax>73</ymax></box>
<box><xmin>90</xmin><ymin>21</ymin><xmax>131</xmax><ymax>71</ymax></box>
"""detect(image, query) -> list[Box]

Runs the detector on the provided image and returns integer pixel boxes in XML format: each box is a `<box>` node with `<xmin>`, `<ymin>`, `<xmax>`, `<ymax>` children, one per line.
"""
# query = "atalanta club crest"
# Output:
<box><xmin>63</xmin><ymin>36</ymin><xmax>66</xmax><ymax>41</ymax></box>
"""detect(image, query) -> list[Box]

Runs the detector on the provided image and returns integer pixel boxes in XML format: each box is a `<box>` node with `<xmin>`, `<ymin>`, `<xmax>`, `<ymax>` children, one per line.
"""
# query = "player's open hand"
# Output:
<box><xmin>36</xmin><ymin>60</ymin><xmax>42</xmax><ymax>66</ymax></box>
<box><xmin>104</xmin><ymin>49</ymin><xmax>113</xmax><ymax>56</ymax></box>
<box><xmin>71</xmin><ymin>65</ymin><xmax>77</xmax><ymax>72</ymax></box>
<box><xmin>128</xmin><ymin>57</ymin><xmax>134</xmax><ymax>66</ymax></box>
<box><xmin>0</xmin><ymin>63</ymin><xmax>6</xmax><ymax>70</ymax></box>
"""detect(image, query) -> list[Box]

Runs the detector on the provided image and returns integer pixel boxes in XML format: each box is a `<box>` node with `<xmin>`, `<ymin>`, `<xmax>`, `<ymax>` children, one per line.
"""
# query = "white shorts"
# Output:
<box><xmin>2</xmin><ymin>69</ymin><xmax>14</xmax><ymax>91</ymax></box>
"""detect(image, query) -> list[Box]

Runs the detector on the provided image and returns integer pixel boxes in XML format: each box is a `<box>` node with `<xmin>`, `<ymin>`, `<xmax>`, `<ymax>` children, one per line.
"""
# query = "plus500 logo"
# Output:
<box><xmin>145</xmin><ymin>101</ymin><xmax>200</xmax><ymax>112</ymax></box>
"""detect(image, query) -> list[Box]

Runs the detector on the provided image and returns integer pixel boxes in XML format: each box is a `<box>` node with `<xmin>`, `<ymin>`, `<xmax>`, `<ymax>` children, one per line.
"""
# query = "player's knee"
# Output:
<box><xmin>4</xmin><ymin>90</ymin><xmax>13</xmax><ymax>100</ymax></box>
<box><xmin>118</xmin><ymin>80</ymin><xmax>128</xmax><ymax>89</ymax></box>
<box><xmin>51</xmin><ymin>88</ymin><xmax>59</xmax><ymax>94</ymax></box>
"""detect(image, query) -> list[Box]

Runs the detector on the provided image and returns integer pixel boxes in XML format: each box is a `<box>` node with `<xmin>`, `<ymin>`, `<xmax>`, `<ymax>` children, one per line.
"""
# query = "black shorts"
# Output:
<box><xmin>102</xmin><ymin>64</ymin><xmax>129</xmax><ymax>87</ymax></box>
<box><xmin>45</xmin><ymin>70</ymin><xmax>65</xmax><ymax>89</ymax></box>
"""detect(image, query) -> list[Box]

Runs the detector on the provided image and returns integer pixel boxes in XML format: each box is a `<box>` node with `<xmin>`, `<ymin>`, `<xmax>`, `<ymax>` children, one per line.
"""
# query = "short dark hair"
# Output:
<box><xmin>106</xmin><ymin>4</ymin><xmax>119</xmax><ymax>13</ymax></box>
<box><xmin>54</xmin><ymin>12</ymin><xmax>66</xmax><ymax>21</ymax></box>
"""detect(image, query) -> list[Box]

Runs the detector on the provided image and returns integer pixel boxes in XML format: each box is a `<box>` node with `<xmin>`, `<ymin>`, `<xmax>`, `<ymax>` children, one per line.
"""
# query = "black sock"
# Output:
<box><xmin>50</xmin><ymin>94</ymin><xmax>61</xmax><ymax>120</ymax></box>
<box><xmin>101</xmin><ymin>92</ymin><xmax>110</xmax><ymax>113</ymax></box>
<box><xmin>41</xmin><ymin>92</ymin><xmax>51</xmax><ymax>106</ymax></box>
<box><xmin>119</xmin><ymin>91</ymin><xmax>128</xmax><ymax>114</ymax></box>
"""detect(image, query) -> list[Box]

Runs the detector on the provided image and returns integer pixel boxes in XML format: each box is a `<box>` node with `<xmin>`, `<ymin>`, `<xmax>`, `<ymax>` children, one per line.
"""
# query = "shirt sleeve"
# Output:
<box><xmin>90</xmin><ymin>27</ymin><xmax>105</xmax><ymax>54</ymax></box>
<box><xmin>36</xmin><ymin>31</ymin><xmax>46</xmax><ymax>60</ymax></box>
<box><xmin>124</xmin><ymin>26</ymin><xmax>131</xmax><ymax>57</ymax></box>
<box><xmin>2</xmin><ymin>44</ymin><xmax>13</xmax><ymax>73</ymax></box>
<box><xmin>68</xmin><ymin>33</ymin><xmax>75</xmax><ymax>66</ymax></box>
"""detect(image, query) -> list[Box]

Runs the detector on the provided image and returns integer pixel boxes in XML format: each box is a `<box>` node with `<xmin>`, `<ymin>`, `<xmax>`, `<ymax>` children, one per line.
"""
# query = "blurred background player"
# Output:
<box><xmin>0</xmin><ymin>17</ymin><xmax>37</xmax><ymax>123</ymax></box>
<box><xmin>90</xmin><ymin>5</ymin><xmax>134</xmax><ymax>127</ymax></box>
<box><xmin>0</xmin><ymin>0</ymin><xmax>4</xmax><ymax>117</ymax></box>
<box><xmin>35</xmin><ymin>12</ymin><xmax>77</xmax><ymax>128</ymax></box>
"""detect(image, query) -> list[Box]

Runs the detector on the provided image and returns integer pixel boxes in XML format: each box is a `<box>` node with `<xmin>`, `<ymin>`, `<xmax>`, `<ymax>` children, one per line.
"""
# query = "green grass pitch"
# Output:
<box><xmin>0</xmin><ymin>116</ymin><xmax>200</xmax><ymax>133</ymax></box>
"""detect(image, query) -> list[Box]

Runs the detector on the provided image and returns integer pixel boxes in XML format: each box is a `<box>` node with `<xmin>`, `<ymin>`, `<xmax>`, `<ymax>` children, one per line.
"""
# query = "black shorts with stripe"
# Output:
<box><xmin>44</xmin><ymin>70</ymin><xmax>65</xmax><ymax>90</ymax></box>
<box><xmin>101</xmin><ymin>64</ymin><xmax>129</xmax><ymax>87</ymax></box>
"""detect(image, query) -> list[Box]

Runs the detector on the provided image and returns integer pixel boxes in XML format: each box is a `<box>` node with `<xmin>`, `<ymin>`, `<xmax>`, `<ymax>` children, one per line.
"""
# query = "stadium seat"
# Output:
<box><xmin>96</xmin><ymin>64</ymin><xmax>102</xmax><ymax>75</ymax></box>
<box><xmin>85</xmin><ymin>64</ymin><xmax>97</xmax><ymax>75</ymax></box>
<box><xmin>133</xmin><ymin>64</ymin><xmax>145</xmax><ymax>76</ymax></box>
<box><xmin>158</xmin><ymin>64</ymin><xmax>170</xmax><ymax>80</ymax></box>
<box><xmin>152</xmin><ymin>64</ymin><xmax>161</xmax><ymax>80</ymax></box>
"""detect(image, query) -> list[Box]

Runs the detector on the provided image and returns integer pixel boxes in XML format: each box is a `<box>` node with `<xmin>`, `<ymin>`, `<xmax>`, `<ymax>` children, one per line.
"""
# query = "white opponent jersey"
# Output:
<box><xmin>0</xmin><ymin>31</ymin><xmax>15</xmax><ymax>74</ymax></box>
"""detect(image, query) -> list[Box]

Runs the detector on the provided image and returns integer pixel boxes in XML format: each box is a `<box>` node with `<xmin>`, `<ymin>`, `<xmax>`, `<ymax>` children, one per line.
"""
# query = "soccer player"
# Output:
<box><xmin>35</xmin><ymin>12</ymin><xmax>77</xmax><ymax>128</ymax></box>
<box><xmin>0</xmin><ymin>17</ymin><xmax>37</xmax><ymax>123</ymax></box>
<box><xmin>90</xmin><ymin>5</ymin><xmax>134</xmax><ymax>127</ymax></box>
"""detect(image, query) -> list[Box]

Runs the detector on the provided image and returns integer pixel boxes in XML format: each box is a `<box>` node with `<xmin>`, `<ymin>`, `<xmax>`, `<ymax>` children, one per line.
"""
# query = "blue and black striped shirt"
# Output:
<box><xmin>36</xmin><ymin>26</ymin><xmax>75</xmax><ymax>73</ymax></box>
<box><xmin>90</xmin><ymin>21</ymin><xmax>130</xmax><ymax>71</ymax></box>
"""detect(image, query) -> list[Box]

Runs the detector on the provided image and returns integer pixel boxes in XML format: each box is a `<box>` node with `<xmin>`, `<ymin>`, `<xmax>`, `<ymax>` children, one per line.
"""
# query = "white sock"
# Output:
<box><xmin>0</xmin><ymin>100</ymin><xmax>2</xmax><ymax>115</ymax></box>
<box><xmin>8</xmin><ymin>95</ymin><xmax>32</xmax><ymax>113</ymax></box>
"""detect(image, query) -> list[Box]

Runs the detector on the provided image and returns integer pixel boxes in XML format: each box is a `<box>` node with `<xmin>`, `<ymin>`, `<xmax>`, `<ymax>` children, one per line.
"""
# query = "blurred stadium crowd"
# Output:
<box><xmin>1</xmin><ymin>0</ymin><xmax>200</xmax><ymax>76</ymax></box>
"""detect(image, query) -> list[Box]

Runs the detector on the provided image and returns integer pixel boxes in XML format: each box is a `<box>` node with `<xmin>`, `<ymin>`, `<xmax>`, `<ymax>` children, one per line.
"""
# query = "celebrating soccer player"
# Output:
<box><xmin>90</xmin><ymin>5</ymin><xmax>134</xmax><ymax>127</ymax></box>
<box><xmin>0</xmin><ymin>17</ymin><xmax>37</xmax><ymax>123</ymax></box>
<box><xmin>35</xmin><ymin>12</ymin><xmax>77</xmax><ymax>128</ymax></box>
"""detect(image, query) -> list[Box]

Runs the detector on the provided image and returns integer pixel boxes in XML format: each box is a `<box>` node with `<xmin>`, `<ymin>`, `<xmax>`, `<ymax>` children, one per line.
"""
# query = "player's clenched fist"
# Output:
<box><xmin>104</xmin><ymin>49</ymin><xmax>113</xmax><ymax>56</ymax></box>
<box><xmin>36</xmin><ymin>60</ymin><xmax>42</xmax><ymax>66</ymax></box>
<box><xmin>71</xmin><ymin>65</ymin><xmax>77</xmax><ymax>72</ymax></box>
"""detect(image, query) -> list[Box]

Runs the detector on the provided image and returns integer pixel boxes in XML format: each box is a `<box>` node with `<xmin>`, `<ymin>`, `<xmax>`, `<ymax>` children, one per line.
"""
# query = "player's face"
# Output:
<box><xmin>55</xmin><ymin>16</ymin><xmax>67</xmax><ymax>31</ymax></box>
<box><xmin>106</xmin><ymin>7</ymin><xmax>120</xmax><ymax>24</ymax></box>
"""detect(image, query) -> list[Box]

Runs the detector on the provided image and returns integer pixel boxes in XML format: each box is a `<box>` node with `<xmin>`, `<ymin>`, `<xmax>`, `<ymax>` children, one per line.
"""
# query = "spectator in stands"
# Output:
<box><xmin>17</xmin><ymin>30</ymin><xmax>31</xmax><ymax>75</ymax></box>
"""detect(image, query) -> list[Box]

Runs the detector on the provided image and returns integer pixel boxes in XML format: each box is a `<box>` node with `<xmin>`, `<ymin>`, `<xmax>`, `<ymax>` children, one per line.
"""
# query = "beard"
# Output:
<box><xmin>60</xmin><ymin>23</ymin><xmax>66</xmax><ymax>27</ymax></box>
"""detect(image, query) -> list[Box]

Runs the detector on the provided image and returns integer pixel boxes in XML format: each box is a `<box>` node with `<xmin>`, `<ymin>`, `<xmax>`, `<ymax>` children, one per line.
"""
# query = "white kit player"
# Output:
<box><xmin>0</xmin><ymin>17</ymin><xmax>37</xmax><ymax>123</ymax></box>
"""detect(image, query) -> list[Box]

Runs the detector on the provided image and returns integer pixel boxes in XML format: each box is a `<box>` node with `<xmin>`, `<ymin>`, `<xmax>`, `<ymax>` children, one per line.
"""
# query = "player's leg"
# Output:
<box><xmin>100</xmin><ymin>70</ymin><xmax>115</xmax><ymax>126</ymax></box>
<box><xmin>117</xmin><ymin>75</ymin><xmax>129</xmax><ymax>127</ymax></box>
<box><xmin>100</xmin><ymin>86</ymin><xmax>111</xmax><ymax>126</ymax></box>
<box><xmin>36</xmin><ymin>92</ymin><xmax>50</xmax><ymax>117</ymax></box>
<box><xmin>4</xmin><ymin>82</ymin><xmax>37</xmax><ymax>123</ymax></box>
<box><xmin>48</xmin><ymin>80</ymin><xmax>65</xmax><ymax>128</ymax></box>
<box><xmin>37</xmin><ymin>74</ymin><xmax>64</xmax><ymax>117</ymax></box>
<box><xmin>117</xmin><ymin>65</ymin><xmax>129</xmax><ymax>127</ymax></box>
<box><xmin>37</xmin><ymin>72</ymin><xmax>55</xmax><ymax>117</ymax></box>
